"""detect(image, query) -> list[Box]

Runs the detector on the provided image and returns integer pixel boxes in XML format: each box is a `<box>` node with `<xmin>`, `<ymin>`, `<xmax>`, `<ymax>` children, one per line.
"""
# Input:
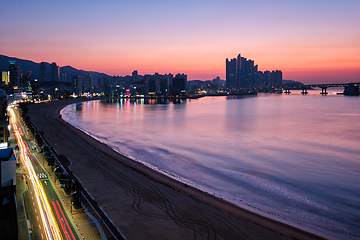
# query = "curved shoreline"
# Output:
<box><xmin>29</xmin><ymin>98</ymin><xmax>327</xmax><ymax>240</ymax></box>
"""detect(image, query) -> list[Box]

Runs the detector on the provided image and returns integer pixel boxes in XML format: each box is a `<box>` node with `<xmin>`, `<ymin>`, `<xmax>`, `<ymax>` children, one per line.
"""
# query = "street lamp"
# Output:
<box><xmin>60</xmin><ymin>178</ymin><xmax>74</xmax><ymax>214</ymax></box>
<box><xmin>86</xmin><ymin>220</ymin><xmax>104</xmax><ymax>240</ymax></box>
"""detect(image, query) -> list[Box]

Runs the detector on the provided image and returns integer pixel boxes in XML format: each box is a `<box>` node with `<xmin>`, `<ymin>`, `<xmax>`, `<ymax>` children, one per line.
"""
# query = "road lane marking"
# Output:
<box><xmin>37</xmin><ymin>216</ymin><xmax>39</xmax><ymax>220</ymax></box>
<box><xmin>33</xmin><ymin>202</ymin><xmax>35</xmax><ymax>206</ymax></box>
<box><xmin>41</xmin><ymin>234</ymin><xmax>44</xmax><ymax>239</ymax></box>
<box><xmin>57</xmin><ymin>200</ymin><xmax>76</xmax><ymax>239</ymax></box>
<box><xmin>39</xmin><ymin>224</ymin><xmax>41</xmax><ymax>230</ymax></box>
<box><xmin>34</xmin><ymin>208</ymin><xmax>37</xmax><ymax>213</ymax></box>
<box><xmin>52</xmin><ymin>201</ymin><xmax>70</xmax><ymax>240</ymax></box>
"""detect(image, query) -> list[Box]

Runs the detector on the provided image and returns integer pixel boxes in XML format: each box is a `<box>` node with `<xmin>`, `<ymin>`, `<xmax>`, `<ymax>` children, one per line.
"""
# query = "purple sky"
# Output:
<box><xmin>1</xmin><ymin>0</ymin><xmax>359</xmax><ymax>83</ymax></box>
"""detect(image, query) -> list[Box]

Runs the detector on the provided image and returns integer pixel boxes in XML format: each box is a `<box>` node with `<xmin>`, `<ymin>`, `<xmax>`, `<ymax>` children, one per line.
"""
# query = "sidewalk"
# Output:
<box><xmin>16</xmin><ymin>167</ymin><xmax>30</xmax><ymax>240</ymax></box>
<box><xmin>37</xmin><ymin>151</ymin><xmax>103</xmax><ymax>240</ymax></box>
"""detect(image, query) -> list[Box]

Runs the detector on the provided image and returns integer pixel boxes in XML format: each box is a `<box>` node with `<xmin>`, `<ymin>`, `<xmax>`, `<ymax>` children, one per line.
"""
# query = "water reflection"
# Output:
<box><xmin>62</xmin><ymin>94</ymin><xmax>360</xmax><ymax>239</ymax></box>
<box><xmin>99</xmin><ymin>98</ymin><xmax>187</xmax><ymax>105</ymax></box>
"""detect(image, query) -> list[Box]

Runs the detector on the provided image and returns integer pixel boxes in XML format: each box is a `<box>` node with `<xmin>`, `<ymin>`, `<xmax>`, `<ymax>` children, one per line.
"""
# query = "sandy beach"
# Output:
<box><xmin>27</xmin><ymin>98</ymin><xmax>325</xmax><ymax>240</ymax></box>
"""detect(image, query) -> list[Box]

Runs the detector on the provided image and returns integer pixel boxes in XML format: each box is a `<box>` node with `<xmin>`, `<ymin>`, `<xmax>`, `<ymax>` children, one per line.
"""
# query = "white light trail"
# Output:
<box><xmin>9</xmin><ymin>107</ymin><xmax>62</xmax><ymax>240</ymax></box>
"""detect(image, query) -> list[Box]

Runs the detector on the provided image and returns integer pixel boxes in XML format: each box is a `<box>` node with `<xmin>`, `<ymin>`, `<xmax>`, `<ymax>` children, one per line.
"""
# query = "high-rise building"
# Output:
<box><xmin>39</xmin><ymin>62</ymin><xmax>46</xmax><ymax>82</ymax></box>
<box><xmin>85</xmin><ymin>74</ymin><xmax>93</xmax><ymax>92</ymax></box>
<box><xmin>226</xmin><ymin>53</ymin><xmax>282</xmax><ymax>90</ymax></box>
<box><xmin>226</xmin><ymin>57</ymin><xmax>237</xmax><ymax>89</ymax></box>
<box><xmin>1</xmin><ymin>72</ymin><xmax>9</xmax><ymax>86</ymax></box>
<box><xmin>21</xmin><ymin>72</ymin><xmax>33</xmax><ymax>96</ymax></box>
<box><xmin>271</xmin><ymin>70</ymin><xmax>283</xmax><ymax>88</ymax></box>
<box><xmin>61</xmin><ymin>73</ymin><xmax>67</xmax><ymax>82</ymax></box>
<box><xmin>50</xmin><ymin>62</ymin><xmax>59</xmax><ymax>82</ymax></box>
<box><xmin>8</xmin><ymin>61</ymin><xmax>20</xmax><ymax>88</ymax></box>
<box><xmin>263</xmin><ymin>71</ymin><xmax>271</xmax><ymax>87</ymax></box>
<box><xmin>172</xmin><ymin>73</ymin><xmax>187</xmax><ymax>96</ymax></box>
<box><xmin>72</xmin><ymin>76</ymin><xmax>83</xmax><ymax>96</ymax></box>
<box><xmin>132</xmin><ymin>70</ymin><xmax>138</xmax><ymax>83</ymax></box>
<box><xmin>143</xmin><ymin>74</ymin><xmax>156</xmax><ymax>95</ymax></box>
<box><xmin>165</xmin><ymin>73</ymin><xmax>173</xmax><ymax>87</ymax></box>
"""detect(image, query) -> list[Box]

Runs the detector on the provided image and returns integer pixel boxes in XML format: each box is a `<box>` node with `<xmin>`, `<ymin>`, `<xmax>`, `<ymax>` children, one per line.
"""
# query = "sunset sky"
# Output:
<box><xmin>1</xmin><ymin>0</ymin><xmax>359</xmax><ymax>83</ymax></box>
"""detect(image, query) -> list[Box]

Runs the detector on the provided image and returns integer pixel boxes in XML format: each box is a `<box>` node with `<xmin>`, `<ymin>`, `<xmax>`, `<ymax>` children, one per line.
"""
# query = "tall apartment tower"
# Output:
<box><xmin>226</xmin><ymin>53</ymin><xmax>261</xmax><ymax>90</ymax></box>
<box><xmin>172</xmin><ymin>73</ymin><xmax>187</xmax><ymax>96</ymax></box>
<box><xmin>85</xmin><ymin>74</ymin><xmax>93</xmax><ymax>92</ymax></box>
<box><xmin>132</xmin><ymin>70</ymin><xmax>138</xmax><ymax>83</ymax></box>
<box><xmin>61</xmin><ymin>73</ymin><xmax>67</xmax><ymax>82</ymax></box>
<box><xmin>72</xmin><ymin>76</ymin><xmax>83</xmax><ymax>96</ymax></box>
<box><xmin>271</xmin><ymin>70</ymin><xmax>283</xmax><ymax>88</ymax></box>
<box><xmin>50</xmin><ymin>62</ymin><xmax>59</xmax><ymax>82</ymax></box>
<box><xmin>39</xmin><ymin>62</ymin><xmax>47</xmax><ymax>81</ymax></box>
<box><xmin>8</xmin><ymin>61</ymin><xmax>20</xmax><ymax>88</ymax></box>
<box><xmin>226</xmin><ymin>57</ymin><xmax>237</xmax><ymax>89</ymax></box>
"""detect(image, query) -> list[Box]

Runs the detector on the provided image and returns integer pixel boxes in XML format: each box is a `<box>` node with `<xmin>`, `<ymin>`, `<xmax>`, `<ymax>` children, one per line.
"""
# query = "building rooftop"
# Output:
<box><xmin>0</xmin><ymin>149</ymin><xmax>14</xmax><ymax>162</ymax></box>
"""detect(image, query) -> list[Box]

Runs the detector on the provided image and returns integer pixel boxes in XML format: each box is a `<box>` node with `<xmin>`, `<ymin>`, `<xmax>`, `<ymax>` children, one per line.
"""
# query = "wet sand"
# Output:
<box><xmin>28</xmin><ymin>98</ymin><xmax>325</xmax><ymax>240</ymax></box>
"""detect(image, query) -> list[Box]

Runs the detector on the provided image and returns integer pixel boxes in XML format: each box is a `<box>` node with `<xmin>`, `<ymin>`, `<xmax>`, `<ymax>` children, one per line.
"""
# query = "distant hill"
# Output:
<box><xmin>59</xmin><ymin>65</ymin><xmax>110</xmax><ymax>83</ymax></box>
<box><xmin>0</xmin><ymin>54</ymin><xmax>110</xmax><ymax>82</ymax></box>
<box><xmin>282</xmin><ymin>79</ymin><xmax>304</xmax><ymax>86</ymax></box>
<box><xmin>0</xmin><ymin>54</ymin><xmax>42</xmax><ymax>77</ymax></box>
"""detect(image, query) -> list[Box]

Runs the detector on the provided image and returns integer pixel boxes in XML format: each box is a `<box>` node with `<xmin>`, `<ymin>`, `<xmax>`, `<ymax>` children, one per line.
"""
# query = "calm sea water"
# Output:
<box><xmin>61</xmin><ymin>89</ymin><xmax>360</xmax><ymax>239</ymax></box>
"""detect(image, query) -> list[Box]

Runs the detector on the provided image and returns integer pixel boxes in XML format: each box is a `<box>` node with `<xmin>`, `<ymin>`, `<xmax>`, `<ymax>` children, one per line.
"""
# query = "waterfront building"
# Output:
<box><xmin>143</xmin><ymin>74</ymin><xmax>156</xmax><ymax>95</ymax></box>
<box><xmin>72</xmin><ymin>75</ymin><xmax>83</xmax><ymax>96</ymax></box>
<box><xmin>50</xmin><ymin>62</ymin><xmax>59</xmax><ymax>82</ymax></box>
<box><xmin>226</xmin><ymin>54</ymin><xmax>258</xmax><ymax>90</ymax></box>
<box><xmin>85</xmin><ymin>74</ymin><xmax>93</xmax><ymax>92</ymax></box>
<box><xmin>343</xmin><ymin>83</ymin><xmax>359</xmax><ymax>96</ymax></box>
<box><xmin>142</xmin><ymin>73</ymin><xmax>171</xmax><ymax>96</ymax></box>
<box><xmin>226</xmin><ymin>57</ymin><xmax>237</xmax><ymax>89</ymax></box>
<box><xmin>165</xmin><ymin>73</ymin><xmax>174</xmax><ymax>87</ymax></box>
<box><xmin>39</xmin><ymin>62</ymin><xmax>46</xmax><ymax>82</ymax></box>
<box><xmin>158</xmin><ymin>75</ymin><xmax>169</xmax><ymax>96</ymax></box>
<box><xmin>263</xmin><ymin>71</ymin><xmax>271</xmax><ymax>87</ymax></box>
<box><xmin>256</xmin><ymin>71</ymin><xmax>264</xmax><ymax>87</ymax></box>
<box><xmin>271</xmin><ymin>70</ymin><xmax>283</xmax><ymax>88</ymax></box>
<box><xmin>212</xmin><ymin>76</ymin><xmax>221</xmax><ymax>87</ymax></box>
<box><xmin>226</xmin><ymin>54</ymin><xmax>282</xmax><ymax>90</ymax></box>
<box><xmin>173</xmin><ymin>73</ymin><xmax>187</xmax><ymax>96</ymax></box>
<box><xmin>132</xmin><ymin>70</ymin><xmax>138</xmax><ymax>83</ymax></box>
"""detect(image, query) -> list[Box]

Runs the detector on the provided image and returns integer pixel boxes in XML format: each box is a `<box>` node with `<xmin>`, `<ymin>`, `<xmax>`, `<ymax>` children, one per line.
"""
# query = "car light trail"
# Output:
<box><xmin>23</xmin><ymin>140</ymin><xmax>46</xmax><ymax>176</ymax></box>
<box><xmin>9</xmin><ymin>107</ymin><xmax>62</xmax><ymax>240</ymax></box>
<box><xmin>56</xmin><ymin>200</ymin><xmax>76</xmax><ymax>240</ymax></box>
<box><xmin>52</xmin><ymin>201</ymin><xmax>70</xmax><ymax>240</ymax></box>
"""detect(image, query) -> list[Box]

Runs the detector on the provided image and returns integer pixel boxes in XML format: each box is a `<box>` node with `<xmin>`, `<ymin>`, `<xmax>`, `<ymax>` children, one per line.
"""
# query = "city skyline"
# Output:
<box><xmin>1</xmin><ymin>0</ymin><xmax>359</xmax><ymax>84</ymax></box>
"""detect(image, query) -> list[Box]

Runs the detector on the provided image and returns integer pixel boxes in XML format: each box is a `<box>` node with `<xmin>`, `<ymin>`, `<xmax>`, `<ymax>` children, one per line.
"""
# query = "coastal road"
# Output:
<box><xmin>23</xmin><ymin>178</ymin><xmax>47</xmax><ymax>240</ymax></box>
<box><xmin>10</xmin><ymin>106</ymin><xmax>81</xmax><ymax>240</ymax></box>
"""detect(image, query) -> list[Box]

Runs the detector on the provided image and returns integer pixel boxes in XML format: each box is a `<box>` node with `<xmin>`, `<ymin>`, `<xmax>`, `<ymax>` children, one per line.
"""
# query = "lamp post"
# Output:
<box><xmin>70</xmin><ymin>190</ymin><xmax>76</xmax><ymax>214</ymax></box>
<box><xmin>86</xmin><ymin>220</ymin><xmax>104</xmax><ymax>240</ymax></box>
<box><xmin>60</xmin><ymin>178</ymin><xmax>74</xmax><ymax>214</ymax></box>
